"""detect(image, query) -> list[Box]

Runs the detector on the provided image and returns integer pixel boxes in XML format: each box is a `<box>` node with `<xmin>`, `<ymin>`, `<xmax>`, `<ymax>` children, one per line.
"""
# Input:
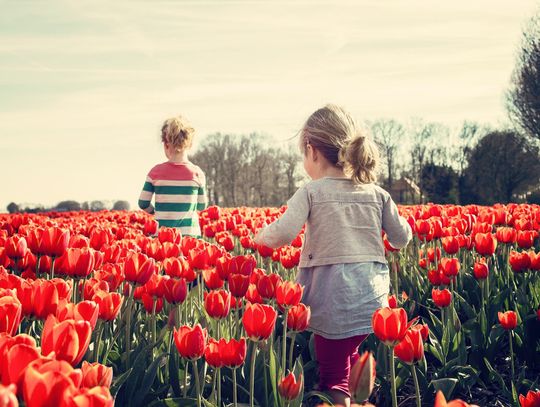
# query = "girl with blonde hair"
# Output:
<box><xmin>138</xmin><ymin>115</ymin><xmax>208</xmax><ymax>236</ymax></box>
<box><xmin>255</xmin><ymin>104</ymin><xmax>411</xmax><ymax>406</ymax></box>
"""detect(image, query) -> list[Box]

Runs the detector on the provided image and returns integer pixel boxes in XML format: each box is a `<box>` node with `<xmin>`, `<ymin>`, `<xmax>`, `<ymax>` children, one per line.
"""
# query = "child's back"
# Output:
<box><xmin>138</xmin><ymin>115</ymin><xmax>207</xmax><ymax>237</ymax></box>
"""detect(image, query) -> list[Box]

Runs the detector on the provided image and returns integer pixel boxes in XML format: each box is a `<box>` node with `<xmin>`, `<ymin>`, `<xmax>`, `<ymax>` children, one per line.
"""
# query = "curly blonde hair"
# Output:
<box><xmin>300</xmin><ymin>104</ymin><xmax>380</xmax><ymax>184</ymax></box>
<box><xmin>161</xmin><ymin>115</ymin><xmax>195</xmax><ymax>151</ymax></box>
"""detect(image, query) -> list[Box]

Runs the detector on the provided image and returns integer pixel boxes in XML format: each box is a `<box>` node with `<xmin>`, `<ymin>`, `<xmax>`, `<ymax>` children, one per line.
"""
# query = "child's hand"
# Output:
<box><xmin>144</xmin><ymin>204</ymin><xmax>155</xmax><ymax>214</ymax></box>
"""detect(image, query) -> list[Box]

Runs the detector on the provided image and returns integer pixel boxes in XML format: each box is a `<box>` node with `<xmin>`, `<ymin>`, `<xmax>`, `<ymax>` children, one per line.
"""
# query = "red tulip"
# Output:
<box><xmin>276</xmin><ymin>281</ymin><xmax>303</xmax><ymax>309</ymax></box>
<box><xmin>64</xmin><ymin>385</ymin><xmax>114</xmax><ymax>407</ymax></box>
<box><xmin>440</xmin><ymin>257</ymin><xmax>460</xmax><ymax>277</ymax></box>
<box><xmin>163</xmin><ymin>257</ymin><xmax>193</xmax><ymax>280</ymax></box>
<box><xmin>228</xmin><ymin>273</ymin><xmax>250</xmax><ymax>298</ymax></box>
<box><xmin>441</xmin><ymin>236</ymin><xmax>459</xmax><ymax>255</ymax></box>
<box><xmin>496</xmin><ymin>227</ymin><xmax>516</xmax><ymax>244</ymax></box>
<box><xmin>162</xmin><ymin>278</ymin><xmax>188</xmax><ymax>305</ymax></box>
<box><xmin>278</xmin><ymin>372</ymin><xmax>303</xmax><ymax>401</ymax></box>
<box><xmin>498</xmin><ymin>311</ymin><xmax>517</xmax><ymax>330</ymax></box>
<box><xmin>474</xmin><ymin>233</ymin><xmax>497</xmax><ymax>256</ymax></box>
<box><xmin>204</xmin><ymin>338</ymin><xmax>224</xmax><ymax>368</ymax></box>
<box><xmin>519</xmin><ymin>390</ymin><xmax>540</xmax><ymax>407</ymax></box>
<box><xmin>141</xmin><ymin>293</ymin><xmax>163</xmax><ymax>314</ymax></box>
<box><xmin>388</xmin><ymin>295</ymin><xmax>397</xmax><ymax>308</ymax></box>
<box><xmin>55</xmin><ymin>248</ymin><xmax>95</xmax><ymax>278</ymax></box>
<box><xmin>202</xmin><ymin>268</ymin><xmax>224</xmax><ymax>290</ymax></box>
<box><xmin>394</xmin><ymin>328</ymin><xmax>424</xmax><ymax>364</ymax></box>
<box><xmin>124</xmin><ymin>252</ymin><xmax>156</xmax><ymax>286</ymax></box>
<box><xmin>432</xmin><ymin>288</ymin><xmax>452</xmax><ymax>308</ymax></box>
<box><xmin>245</xmin><ymin>284</ymin><xmax>264</xmax><ymax>304</ymax></box>
<box><xmin>80</xmin><ymin>361</ymin><xmax>113</xmax><ymax>388</ymax></box>
<box><xmin>517</xmin><ymin>230</ymin><xmax>537</xmax><ymax>249</ymax></box>
<box><xmin>286</xmin><ymin>303</ymin><xmax>310</xmax><ymax>332</ymax></box>
<box><xmin>509</xmin><ymin>251</ymin><xmax>531</xmax><ymax>273</ymax></box>
<box><xmin>56</xmin><ymin>300</ymin><xmax>99</xmax><ymax>330</ymax></box>
<box><xmin>0</xmin><ymin>294</ymin><xmax>22</xmax><ymax>336</ymax></box>
<box><xmin>257</xmin><ymin>273</ymin><xmax>282</xmax><ymax>300</ymax></box>
<box><xmin>220</xmin><ymin>337</ymin><xmax>247</xmax><ymax>368</ymax></box>
<box><xmin>529</xmin><ymin>251</ymin><xmax>540</xmax><ymax>271</ymax></box>
<box><xmin>204</xmin><ymin>290</ymin><xmax>231</xmax><ymax>320</ymax></box>
<box><xmin>174</xmin><ymin>324</ymin><xmax>207</xmax><ymax>360</ymax></box>
<box><xmin>371</xmin><ymin>307</ymin><xmax>410</xmax><ymax>346</ymax></box>
<box><xmin>349</xmin><ymin>351</ymin><xmax>376</xmax><ymax>402</ymax></box>
<box><xmin>473</xmin><ymin>260</ymin><xmax>489</xmax><ymax>280</ymax></box>
<box><xmin>256</xmin><ymin>244</ymin><xmax>274</xmax><ymax>258</ymax></box>
<box><xmin>40</xmin><ymin>227</ymin><xmax>70</xmax><ymax>257</ymax></box>
<box><xmin>92</xmin><ymin>291</ymin><xmax>123</xmax><ymax>321</ymax></box>
<box><xmin>22</xmin><ymin>362</ymin><xmax>77</xmax><ymax>407</ymax></box>
<box><xmin>242</xmin><ymin>303</ymin><xmax>278</xmax><ymax>341</ymax></box>
<box><xmin>434</xmin><ymin>390</ymin><xmax>479</xmax><ymax>407</ymax></box>
<box><xmin>158</xmin><ymin>227</ymin><xmax>182</xmax><ymax>244</ymax></box>
<box><xmin>0</xmin><ymin>341</ymin><xmax>40</xmax><ymax>386</ymax></box>
<box><xmin>32</xmin><ymin>280</ymin><xmax>61</xmax><ymax>320</ymax></box>
<box><xmin>4</xmin><ymin>236</ymin><xmax>27</xmax><ymax>259</ymax></box>
<box><xmin>41</xmin><ymin>315</ymin><xmax>92</xmax><ymax>366</ymax></box>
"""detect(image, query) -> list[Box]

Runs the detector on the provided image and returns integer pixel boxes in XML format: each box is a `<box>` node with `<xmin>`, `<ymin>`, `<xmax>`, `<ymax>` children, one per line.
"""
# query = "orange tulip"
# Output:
<box><xmin>92</xmin><ymin>291</ymin><xmax>123</xmax><ymax>321</ymax></box>
<box><xmin>174</xmin><ymin>324</ymin><xmax>208</xmax><ymax>360</ymax></box>
<box><xmin>276</xmin><ymin>281</ymin><xmax>303</xmax><ymax>309</ymax></box>
<box><xmin>474</xmin><ymin>233</ymin><xmax>497</xmax><ymax>257</ymax></box>
<box><xmin>22</xmin><ymin>362</ymin><xmax>77</xmax><ymax>407</ymax></box>
<box><xmin>394</xmin><ymin>328</ymin><xmax>424</xmax><ymax>365</ymax></box>
<box><xmin>56</xmin><ymin>300</ymin><xmax>99</xmax><ymax>330</ymax></box>
<box><xmin>41</xmin><ymin>315</ymin><xmax>92</xmax><ymax>366</ymax></box>
<box><xmin>278</xmin><ymin>372</ymin><xmax>303</xmax><ymax>401</ymax></box>
<box><xmin>242</xmin><ymin>303</ymin><xmax>278</xmax><ymax>341</ymax></box>
<box><xmin>371</xmin><ymin>307</ymin><xmax>410</xmax><ymax>346</ymax></box>
<box><xmin>204</xmin><ymin>290</ymin><xmax>231</xmax><ymax>320</ymax></box>
<box><xmin>80</xmin><ymin>361</ymin><xmax>113</xmax><ymax>388</ymax></box>
<box><xmin>349</xmin><ymin>351</ymin><xmax>376</xmax><ymax>402</ymax></box>
<box><xmin>124</xmin><ymin>252</ymin><xmax>156</xmax><ymax>286</ymax></box>
<box><xmin>0</xmin><ymin>294</ymin><xmax>22</xmax><ymax>336</ymax></box>
<box><xmin>519</xmin><ymin>390</ymin><xmax>540</xmax><ymax>407</ymax></box>
<box><xmin>64</xmin><ymin>385</ymin><xmax>114</xmax><ymax>407</ymax></box>
<box><xmin>286</xmin><ymin>303</ymin><xmax>311</xmax><ymax>332</ymax></box>
<box><xmin>498</xmin><ymin>311</ymin><xmax>517</xmax><ymax>330</ymax></box>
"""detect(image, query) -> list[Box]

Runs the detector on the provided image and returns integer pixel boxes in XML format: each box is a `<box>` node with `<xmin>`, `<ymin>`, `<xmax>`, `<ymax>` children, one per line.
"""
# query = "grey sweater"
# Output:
<box><xmin>256</xmin><ymin>177</ymin><xmax>412</xmax><ymax>267</ymax></box>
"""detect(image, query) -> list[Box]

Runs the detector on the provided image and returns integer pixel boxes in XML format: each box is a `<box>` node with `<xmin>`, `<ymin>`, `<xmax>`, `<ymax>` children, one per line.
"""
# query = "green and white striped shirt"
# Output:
<box><xmin>138</xmin><ymin>161</ymin><xmax>208</xmax><ymax>236</ymax></box>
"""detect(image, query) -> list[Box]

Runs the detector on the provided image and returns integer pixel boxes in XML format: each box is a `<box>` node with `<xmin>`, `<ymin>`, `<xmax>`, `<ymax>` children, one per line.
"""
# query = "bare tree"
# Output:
<box><xmin>369</xmin><ymin>119</ymin><xmax>405</xmax><ymax>188</ymax></box>
<box><xmin>507</xmin><ymin>14</ymin><xmax>540</xmax><ymax>139</ymax></box>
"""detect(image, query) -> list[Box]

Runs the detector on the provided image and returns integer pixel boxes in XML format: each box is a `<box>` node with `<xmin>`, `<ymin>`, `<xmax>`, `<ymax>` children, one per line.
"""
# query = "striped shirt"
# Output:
<box><xmin>138</xmin><ymin>161</ymin><xmax>208</xmax><ymax>236</ymax></box>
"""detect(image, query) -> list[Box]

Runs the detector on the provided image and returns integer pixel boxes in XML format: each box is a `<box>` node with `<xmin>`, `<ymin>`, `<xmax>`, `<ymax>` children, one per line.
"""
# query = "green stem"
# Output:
<box><xmin>282</xmin><ymin>308</ymin><xmax>289</xmax><ymax>375</ymax></box>
<box><xmin>411</xmin><ymin>364</ymin><xmax>421</xmax><ymax>407</ymax></box>
<box><xmin>233</xmin><ymin>367</ymin><xmax>238</xmax><ymax>407</ymax></box>
<box><xmin>50</xmin><ymin>256</ymin><xmax>56</xmax><ymax>279</ymax></box>
<box><xmin>94</xmin><ymin>321</ymin><xmax>104</xmax><ymax>362</ymax></box>
<box><xmin>250</xmin><ymin>341</ymin><xmax>257</xmax><ymax>407</ymax></box>
<box><xmin>288</xmin><ymin>332</ymin><xmax>296</xmax><ymax>370</ymax></box>
<box><xmin>509</xmin><ymin>330</ymin><xmax>515</xmax><ymax>380</ymax></box>
<box><xmin>389</xmin><ymin>347</ymin><xmax>398</xmax><ymax>407</ymax></box>
<box><xmin>152</xmin><ymin>298</ymin><xmax>157</xmax><ymax>346</ymax></box>
<box><xmin>217</xmin><ymin>321</ymin><xmax>221</xmax><ymax>407</ymax></box>
<box><xmin>125</xmin><ymin>285</ymin><xmax>135</xmax><ymax>367</ymax></box>
<box><xmin>193</xmin><ymin>359</ymin><xmax>202</xmax><ymax>407</ymax></box>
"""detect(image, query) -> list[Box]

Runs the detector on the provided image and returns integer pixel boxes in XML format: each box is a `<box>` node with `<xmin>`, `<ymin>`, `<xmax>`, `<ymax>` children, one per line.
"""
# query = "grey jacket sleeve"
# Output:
<box><xmin>255</xmin><ymin>187</ymin><xmax>310</xmax><ymax>248</ymax></box>
<box><xmin>382</xmin><ymin>193</ymin><xmax>412</xmax><ymax>249</ymax></box>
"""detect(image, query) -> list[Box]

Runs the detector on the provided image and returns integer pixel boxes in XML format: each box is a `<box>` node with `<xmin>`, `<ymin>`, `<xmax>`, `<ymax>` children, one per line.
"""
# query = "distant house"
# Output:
<box><xmin>388</xmin><ymin>177</ymin><xmax>423</xmax><ymax>204</ymax></box>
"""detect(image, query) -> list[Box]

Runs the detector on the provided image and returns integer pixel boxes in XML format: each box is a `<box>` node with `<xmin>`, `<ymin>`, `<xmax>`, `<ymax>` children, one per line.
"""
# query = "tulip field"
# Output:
<box><xmin>0</xmin><ymin>203</ymin><xmax>539</xmax><ymax>407</ymax></box>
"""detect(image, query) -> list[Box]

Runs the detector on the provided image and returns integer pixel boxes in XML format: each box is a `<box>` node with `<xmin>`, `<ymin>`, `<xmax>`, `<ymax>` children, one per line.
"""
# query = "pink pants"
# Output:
<box><xmin>314</xmin><ymin>334</ymin><xmax>368</xmax><ymax>397</ymax></box>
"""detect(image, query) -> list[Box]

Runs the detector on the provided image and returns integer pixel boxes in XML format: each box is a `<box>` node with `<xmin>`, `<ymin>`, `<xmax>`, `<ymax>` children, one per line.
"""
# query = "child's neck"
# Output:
<box><xmin>168</xmin><ymin>150</ymin><xmax>189</xmax><ymax>163</ymax></box>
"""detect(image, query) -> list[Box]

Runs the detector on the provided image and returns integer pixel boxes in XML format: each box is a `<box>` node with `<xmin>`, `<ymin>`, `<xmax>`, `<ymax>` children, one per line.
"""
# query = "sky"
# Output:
<box><xmin>1</xmin><ymin>0</ymin><xmax>538</xmax><ymax>212</ymax></box>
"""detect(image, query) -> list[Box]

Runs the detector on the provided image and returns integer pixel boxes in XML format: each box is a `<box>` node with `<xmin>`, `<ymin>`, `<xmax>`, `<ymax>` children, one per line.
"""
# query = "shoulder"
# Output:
<box><xmin>185</xmin><ymin>162</ymin><xmax>206</xmax><ymax>186</ymax></box>
<box><xmin>147</xmin><ymin>162</ymin><xmax>169</xmax><ymax>179</ymax></box>
<box><xmin>370</xmin><ymin>184</ymin><xmax>392</xmax><ymax>202</ymax></box>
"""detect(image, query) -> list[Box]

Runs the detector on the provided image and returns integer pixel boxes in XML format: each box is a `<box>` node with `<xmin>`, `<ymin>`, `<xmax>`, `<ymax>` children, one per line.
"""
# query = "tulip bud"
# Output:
<box><xmin>349</xmin><ymin>351</ymin><xmax>376</xmax><ymax>402</ymax></box>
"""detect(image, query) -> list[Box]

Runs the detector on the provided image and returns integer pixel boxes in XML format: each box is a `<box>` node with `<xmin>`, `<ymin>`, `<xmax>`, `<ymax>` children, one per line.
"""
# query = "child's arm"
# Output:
<box><xmin>138</xmin><ymin>176</ymin><xmax>155</xmax><ymax>214</ymax></box>
<box><xmin>382</xmin><ymin>193</ymin><xmax>412</xmax><ymax>249</ymax></box>
<box><xmin>197</xmin><ymin>173</ymin><xmax>208</xmax><ymax>211</ymax></box>
<box><xmin>254</xmin><ymin>187</ymin><xmax>310</xmax><ymax>248</ymax></box>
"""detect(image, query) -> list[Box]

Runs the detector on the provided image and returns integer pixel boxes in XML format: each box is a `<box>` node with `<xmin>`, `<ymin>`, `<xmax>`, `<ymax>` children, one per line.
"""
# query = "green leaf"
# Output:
<box><xmin>430</xmin><ymin>378</ymin><xmax>458</xmax><ymax>398</ymax></box>
<box><xmin>134</xmin><ymin>353</ymin><xmax>168</xmax><ymax>405</ymax></box>
<box><xmin>268</xmin><ymin>347</ymin><xmax>280</xmax><ymax>407</ymax></box>
<box><xmin>169</xmin><ymin>351</ymin><xmax>182</xmax><ymax>398</ymax></box>
<box><xmin>110</xmin><ymin>368</ymin><xmax>132</xmax><ymax>397</ymax></box>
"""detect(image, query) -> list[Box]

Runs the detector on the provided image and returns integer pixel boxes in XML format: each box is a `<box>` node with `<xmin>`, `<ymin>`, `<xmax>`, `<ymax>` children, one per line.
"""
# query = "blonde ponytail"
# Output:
<box><xmin>340</xmin><ymin>134</ymin><xmax>380</xmax><ymax>184</ymax></box>
<box><xmin>161</xmin><ymin>115</ymin><xmax>195</xmax><ymax>151</ymax></box>
<box><xmin>301</xmin><ymin>104</ymin><xmax>380</xmax><ymax>184</ymax></box>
